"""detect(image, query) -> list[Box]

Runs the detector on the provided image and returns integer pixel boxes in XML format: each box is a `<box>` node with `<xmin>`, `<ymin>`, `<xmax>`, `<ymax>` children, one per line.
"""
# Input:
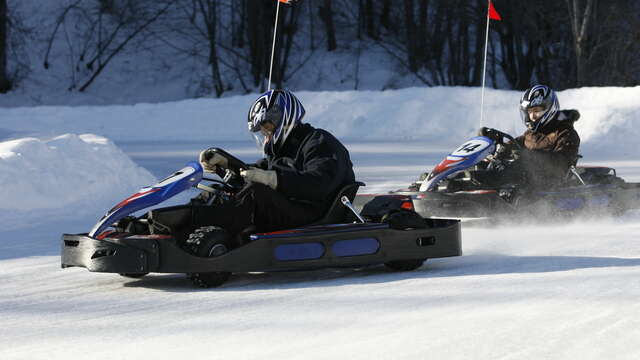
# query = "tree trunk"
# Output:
<box><xmin>204</xmin><ymin>0</ymin><xmax>224</xmax><ymax>97</ymax></box>
<box><xmin>247</xmin><ymin>2</ymin><xmax>269</xmax><ymax>87</ymax></box>
<box><xmin>318</xmin><ymin>0</ymin><xmax>337</xmax><ymax>51</ymax></box>
<box><xmin>0</xmin><ymin>0</ymin><xmax>11</xmax><ymax>93</ymax></box>
<box><xmin>566</xmin><ymin>0</ymin><xmax>595</xmax><ymax>86</ymax></box>
<box><xmin>380</xmin><ymin>0</ymin><xmax>391</xmax><ymax>30</ymax></box>
<box><xmin>403</xmin><ymin>0</ymin><xmax>419</xmax><ymax>72</ymax></box>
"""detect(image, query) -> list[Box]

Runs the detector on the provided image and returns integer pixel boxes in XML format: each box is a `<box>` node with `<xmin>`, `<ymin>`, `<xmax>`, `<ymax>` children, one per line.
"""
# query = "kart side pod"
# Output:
<box><xmin>61</xmin><ymin>219</ymin><xmax>461</xmax><ymax>274</ymax></box>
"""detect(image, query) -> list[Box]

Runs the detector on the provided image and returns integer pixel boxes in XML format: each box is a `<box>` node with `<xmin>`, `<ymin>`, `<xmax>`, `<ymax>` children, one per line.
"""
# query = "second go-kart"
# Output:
<box><xmin>61</xmin><ymin>148</ymin><xmax>462</xmax><ymax>288</ymax></box>
<box><xmin>356</xmin><ymin>129</ymin><xmax>640</xmax><ymax>221</ymax></box>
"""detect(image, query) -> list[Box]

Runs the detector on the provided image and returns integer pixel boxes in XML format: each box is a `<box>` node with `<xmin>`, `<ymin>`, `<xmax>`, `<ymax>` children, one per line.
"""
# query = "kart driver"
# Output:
<box><xmin>478</xmin><ymin>84</ymin><xmax>580</xmax><ymax>189</ymax></box>
<box><xmin>148</xmin><ymin>89</ymin><xmax>355</xmax><ymax>249</ymax></box>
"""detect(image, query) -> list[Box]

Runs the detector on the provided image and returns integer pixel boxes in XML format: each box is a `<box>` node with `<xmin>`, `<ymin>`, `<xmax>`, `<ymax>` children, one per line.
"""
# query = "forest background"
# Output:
<box><xmin>0</xmin><ymin>0</ymin><xmax>638</xmax><ymax>104</ymax></box>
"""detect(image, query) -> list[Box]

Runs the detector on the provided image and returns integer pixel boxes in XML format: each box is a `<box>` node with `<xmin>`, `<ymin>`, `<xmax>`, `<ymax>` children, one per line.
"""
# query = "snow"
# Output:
<box><xmin>1</xmin><ymin>86</ymin><xmax>640</xmax><ymax>359</ymax></box>
<box><xmin>2</xmin><ymin>86</ymin><xmax>638</xmax><ymax>156</ymax></box>
<box><xmin>0</xmin><ymin>134</ymin><xmax>155</xmax><ymax>231</ymax></box>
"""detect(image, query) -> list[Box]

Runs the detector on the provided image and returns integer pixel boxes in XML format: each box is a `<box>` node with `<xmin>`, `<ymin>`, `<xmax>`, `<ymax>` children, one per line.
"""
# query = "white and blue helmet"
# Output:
<box><xmin>519</xmin><ymin>85</ymin><xmax>559</xmax><ymax>132</ymax></box>
<box><xmin>248</xmin><ymin>89</ymin><xmax>306</xmax><ymax>152</ymax></box>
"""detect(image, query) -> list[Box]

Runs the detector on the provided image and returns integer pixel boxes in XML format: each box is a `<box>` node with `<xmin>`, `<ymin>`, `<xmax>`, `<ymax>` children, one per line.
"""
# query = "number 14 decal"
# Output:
<box><xmin>456</xmin><ymin>142</ymin><xmax>481</xmax><ymax>153</ymax></box>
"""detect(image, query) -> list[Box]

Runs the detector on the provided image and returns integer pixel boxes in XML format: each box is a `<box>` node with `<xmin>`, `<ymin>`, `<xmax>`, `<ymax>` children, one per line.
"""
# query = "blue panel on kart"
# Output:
<box><xmin>554</xmin><ymin>197</ymin><xmax>584</xmax><ymax>210</ymax></box>
<box><xmin>586</xmin><ymin>195</ymin><xmax>610</xmax><ymax>207</ymax></box>
<box><xmin>274</xmin><ymin>243</ymin><xmax>325</xmax><ymax>261</ymax></box>
<box><xmin>332</xmin><ymin>238</ymin><xmax>380</xmax><ymax>257</ymax></box>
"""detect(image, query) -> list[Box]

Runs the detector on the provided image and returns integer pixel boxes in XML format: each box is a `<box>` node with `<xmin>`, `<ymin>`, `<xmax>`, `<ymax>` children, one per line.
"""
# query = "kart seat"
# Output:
<box><xmin>312</xmin><ymin>182</ymin><xmax>365</xmax><ymax>225</ymax></box>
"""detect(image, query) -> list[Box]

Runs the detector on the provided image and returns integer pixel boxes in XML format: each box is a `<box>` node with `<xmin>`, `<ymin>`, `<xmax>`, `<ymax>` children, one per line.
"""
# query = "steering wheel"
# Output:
<box><xmin>480</xmin><ymin>127</ymin><xmax>522</xmax><ymax>150</ymax></box>
<box><xmin>198</xmin><ymin>147</ymin><xmax>250</xmax><ymax>197</ymax></box>
<box><xmin>478</xmin><ymin>128</ymin><xmax>524</xmax><ymax>171</ymax></box>
<box><xmin>203</xmin><ymin>147</ymin><xmax>249</xmax><ymax>174</ymax></box>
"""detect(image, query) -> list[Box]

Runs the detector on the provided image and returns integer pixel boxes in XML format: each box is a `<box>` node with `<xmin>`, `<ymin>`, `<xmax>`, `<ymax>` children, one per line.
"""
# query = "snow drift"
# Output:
<box><xmin>1</xmin><ymin>86</ymin><xmax>638</xmax><ymax>155</ymax></box>
<box><xmin>0</xmin><ymin>134</ymin><xmax>155</xmax><ymax>229</ymax></box>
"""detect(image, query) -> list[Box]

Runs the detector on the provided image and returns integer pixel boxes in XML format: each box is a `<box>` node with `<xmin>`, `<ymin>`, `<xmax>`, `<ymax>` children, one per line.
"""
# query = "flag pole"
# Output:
<box><xmin>267</xmin><ymin>0</ymin><xmax>282</xmax><ymax>92</ymax></box>
<box><xmin>479</xmin><ymin>0</ymin><xmax>491</xmax><ymax>128</ymax></box>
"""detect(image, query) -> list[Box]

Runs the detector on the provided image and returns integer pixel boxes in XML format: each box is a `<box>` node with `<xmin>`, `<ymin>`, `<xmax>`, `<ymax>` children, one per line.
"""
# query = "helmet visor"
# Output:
<box><xmin>249</xmin><ymin>105</ymin><xmax>282</xmax><ymax>133</ymax></box>
<box><xmin>251</xmin><ymin>121</ymin><xmax>276</xmax><ymax>153</ymax></box>
<box><xmin>521</xmin><ymin>100</ymin><xmax>549</xmax><ymax>128</ymax></box>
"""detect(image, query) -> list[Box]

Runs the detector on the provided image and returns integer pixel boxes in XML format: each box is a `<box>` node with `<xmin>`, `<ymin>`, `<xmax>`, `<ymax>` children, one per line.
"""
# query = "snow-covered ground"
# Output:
<box><xmin>1</xmin><ymin>87</ymin><xmax>640</xmax><ymax>359</ymax></box>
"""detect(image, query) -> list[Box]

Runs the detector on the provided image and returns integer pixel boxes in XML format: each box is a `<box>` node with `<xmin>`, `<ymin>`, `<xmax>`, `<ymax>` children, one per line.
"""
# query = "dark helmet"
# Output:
<box><xmin>519</xmin><ymin>85</ymin><xmax>559</xmax><ymax>132</ymax></box>
<box><xmin>247</xmin><ymin>89</ymin><xmax>306</xmax><ymax>152</ymax></box>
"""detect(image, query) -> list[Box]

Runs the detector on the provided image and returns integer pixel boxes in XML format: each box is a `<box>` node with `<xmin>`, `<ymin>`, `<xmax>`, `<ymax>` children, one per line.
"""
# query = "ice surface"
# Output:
<box><xmin>1</xmin><ymin>87</ymin><xmax>639</xmax><ymax>360</ymax></box>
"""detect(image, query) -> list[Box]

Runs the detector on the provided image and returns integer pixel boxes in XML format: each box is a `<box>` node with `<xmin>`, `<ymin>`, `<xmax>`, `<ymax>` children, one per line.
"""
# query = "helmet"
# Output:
<box><xmin>247</xmin><ymin>89</ymin><xmax>305</xmax><ymax>153</ymax></box>
<box><xmin>519</xmin><ymin>85</ymin><xmax>559</xmax><ymax>132</ymax></box>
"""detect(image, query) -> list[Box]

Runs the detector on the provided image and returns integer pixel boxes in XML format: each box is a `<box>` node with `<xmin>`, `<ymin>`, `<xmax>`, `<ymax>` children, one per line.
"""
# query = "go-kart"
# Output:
<box><xmin>356</xmin><ymin>129</ymin><xmax>640</xmax><ymax>221</ymax></box>
<box><xmin>61</xmin><ymin>148</ymin><xmax>462</xmax><ymax>288</ymax></box>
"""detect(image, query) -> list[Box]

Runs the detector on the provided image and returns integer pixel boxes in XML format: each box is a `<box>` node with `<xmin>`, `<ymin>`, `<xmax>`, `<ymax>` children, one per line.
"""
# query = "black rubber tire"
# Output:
<box><xmin>186</xmin><ymin>226</ymin><xmax>232</xmax><ymax>288</ymax></box>
<box><xmin>119</xmin><ymin>273</ymin><xmax>148</xmax><ymax>278</ymax></box>
<box><xmin>385</xmin><ymin>259</ymin><xmax>426</xmax><ymax>271</ymax></box>
<box><xmin>381</xmin><ymin>209</ymin><xmax>427</xmax><ymax>230</ymax></box>
<box><xmin>382</xmin><ymin>209</ymin><xmax>427</xmax><ymax>271</ymax></box>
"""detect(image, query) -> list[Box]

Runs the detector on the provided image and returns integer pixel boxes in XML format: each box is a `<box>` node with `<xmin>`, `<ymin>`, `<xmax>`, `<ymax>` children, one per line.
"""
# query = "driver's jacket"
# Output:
<box><xmin>506</xmin><ymin>109</ymin><xmax>581</xmax><ymax>187</ymax></box>
<box><xmin>255</xmin><ymin>123</ymin><xmax>355</xmax><ymax>213</ymax></box>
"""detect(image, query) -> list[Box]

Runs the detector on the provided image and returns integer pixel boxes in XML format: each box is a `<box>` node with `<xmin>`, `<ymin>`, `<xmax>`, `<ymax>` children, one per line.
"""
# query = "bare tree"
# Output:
<box><xmin>565</xmin><ymin>0</ymin><xmax>595</xmax><ymax>86</ymax></box>
<box><xmin>246</xmin><ymin>1</ymin><xmax>272</xmax><ymax>89</ymax></box>
<box><xmin>403</xmin><ymin>0</ymin><xmax>419</xmax><ymax>72</ymax></box>
<box><xmin>44</xmin><ymin>0</ymin><xmax>173</xmax><ymax>92</ymax></box>
<box><xmin>190</xmin><ymin>0</ymin><xmax>225</xmax><ymax>96</ymax></box>
<box><xmin>0</xmin><ymin>0</ymin><xmax>10</xmax><ymax>92</ymax></box>
<box><xmin>318</xmin><ymin>0</ymin><xmax>337</xmax><ymax>51</ymax></box>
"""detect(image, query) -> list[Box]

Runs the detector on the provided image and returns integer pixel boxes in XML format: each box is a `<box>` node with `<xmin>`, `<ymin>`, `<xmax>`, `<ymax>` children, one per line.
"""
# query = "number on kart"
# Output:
<box><xmin>456</xmin><ymin>143</ymin><xmax>481</xmax><ymax>153</ymax></box>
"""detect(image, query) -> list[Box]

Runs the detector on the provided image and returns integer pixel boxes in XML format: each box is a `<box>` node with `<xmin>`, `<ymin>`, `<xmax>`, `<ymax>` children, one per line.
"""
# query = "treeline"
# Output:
<box><xmin>0</xmin><ymin>0</ymin><xmax>638</xmax><ymax>96</ymax></box>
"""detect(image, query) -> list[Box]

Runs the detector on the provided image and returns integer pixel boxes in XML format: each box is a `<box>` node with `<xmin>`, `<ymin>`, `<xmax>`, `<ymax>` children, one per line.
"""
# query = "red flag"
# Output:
<box><xmin>278</xmin><ymin>0</ymin><xmax>292</xmax><ymax>3</ymax></box>
<box><xmin>488</xmin><ymin>1</ymin><xmax>501</xmax><ymax>20</ymax></box>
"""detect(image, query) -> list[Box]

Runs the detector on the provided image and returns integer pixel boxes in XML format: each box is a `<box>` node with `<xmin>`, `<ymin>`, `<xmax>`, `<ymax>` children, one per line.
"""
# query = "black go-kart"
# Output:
<box><xmin>355</xmin><ymin>129</ymin><xmax>640</xmax><ymax>221</ymax></box>
<box><xmin>61</xmin><ymin>148</ymin><xmax>462</xmax><ymax>288</ymax></box>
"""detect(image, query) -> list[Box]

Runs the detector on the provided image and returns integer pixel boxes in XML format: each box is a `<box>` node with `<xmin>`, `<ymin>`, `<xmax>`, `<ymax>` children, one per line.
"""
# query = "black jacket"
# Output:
<box><xmin>257</xmin><ymin>123</ymin><xmax>355</xmax><ymax>211</ymax></box>
<box><xmin>508</xmin><ymin>110</ymin><xmax>581</xmax><ymax>187</ymax></box>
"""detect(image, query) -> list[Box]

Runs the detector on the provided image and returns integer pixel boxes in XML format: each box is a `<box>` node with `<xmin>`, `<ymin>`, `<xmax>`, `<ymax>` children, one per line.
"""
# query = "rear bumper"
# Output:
<box><xmin>413</xmin><ymin>193</ymin><xmax>506</xmax><ymax>218</ymax></box>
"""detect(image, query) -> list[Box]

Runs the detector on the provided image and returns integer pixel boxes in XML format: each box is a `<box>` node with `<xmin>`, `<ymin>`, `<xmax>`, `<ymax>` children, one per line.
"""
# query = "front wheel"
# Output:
<box><xmin>186</xmin><ymin>226</ymin><xmax>232</xmax><ymax>288</ymax></box>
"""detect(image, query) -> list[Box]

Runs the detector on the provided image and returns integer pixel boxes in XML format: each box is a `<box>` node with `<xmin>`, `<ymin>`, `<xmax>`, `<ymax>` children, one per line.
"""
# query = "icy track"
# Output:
<box><xmin>1</xmin><ymin>87</ymin><xmax>640</xmax><ymax>359</ymax></box>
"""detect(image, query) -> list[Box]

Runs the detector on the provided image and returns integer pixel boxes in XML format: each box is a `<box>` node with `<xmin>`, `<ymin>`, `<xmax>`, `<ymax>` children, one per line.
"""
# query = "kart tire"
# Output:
<box><xmin>119</xmin><ymin>273</ymin><xmax>148</xmax><ymax>278</ymax></box>
<box><xmin>186</xmin><ymin>226</ymin><xmax>232</xmax><ymax>288</ymax></box>
<box><xmin>381</xmin><ymin>210</ymin><xmax>427</xmax><ymax>271</ymax></box>
<box><xmin>385</xmin><ymin>259</ymin><xmax>426</xmax><ymax>271</ymax></box>
<box><xmin>381</xmin><ymin>209</ymin><xmax>427</xmax><ymax>230</ymax></box>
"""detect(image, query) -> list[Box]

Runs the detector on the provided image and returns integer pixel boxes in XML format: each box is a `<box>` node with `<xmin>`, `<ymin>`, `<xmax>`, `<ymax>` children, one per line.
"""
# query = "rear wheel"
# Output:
<box><xmin>119</xmin><ymin>273</ymin><xmax>148</xmax><ymax>278</ymax></box>
<box><xmin>381</xmin><ymin>209</ymin><xmax>428</xmax><ymax>271</ymax></box>
<box><xmin>385</xmin><ymin>259</ymin><xmax>426</xmax><ymax>271</ymax></box>
<box><xmin>381</xmin><ymin>209</ymin><xmax>427</xmax><ymax>230</ymax></box>
<box><xmin>186</xmin><ymin>226</ymin><xmax>232</xmax><ymax>288</ymax></box>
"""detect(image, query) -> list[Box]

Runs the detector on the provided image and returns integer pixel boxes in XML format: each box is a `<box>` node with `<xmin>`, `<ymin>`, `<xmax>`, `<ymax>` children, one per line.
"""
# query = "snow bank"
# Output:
<box><xmin>0</xmin><ymin>86</ymin><xmax>637</xmax><ymax>227</ymax></box>
<box><xmin>0</xmin><ymin>134</ymin><xmax>155</xmax><ymax>228</ymax></box>
<box><xmin>1</xmin><ymin>86</ymin><xmax>637</xmax><ymax>156</ymax></box>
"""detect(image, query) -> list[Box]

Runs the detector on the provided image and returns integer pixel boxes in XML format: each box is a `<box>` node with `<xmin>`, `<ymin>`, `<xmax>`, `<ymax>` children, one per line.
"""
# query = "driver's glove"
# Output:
<box><xmin>487</xmin><ymin>158</ymin><xmax>506</xmax><ymax>172</ymax></box>
<box><xmin>240</xmin><ymin>167</ymin><xmax>278</xmax><ymax>190</ymax></box>
<box><xmin>199</xmin><ymin>149</ymin><xmax>228</xmax><ymax>173</ymax></box>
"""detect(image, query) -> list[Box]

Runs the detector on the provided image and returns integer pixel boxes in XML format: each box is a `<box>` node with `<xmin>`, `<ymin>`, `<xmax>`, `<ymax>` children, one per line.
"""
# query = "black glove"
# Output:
<box><xmin>487</xmin><ymin>158</ymin><xmax>506</xmax><ymax>171</ymax></box>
